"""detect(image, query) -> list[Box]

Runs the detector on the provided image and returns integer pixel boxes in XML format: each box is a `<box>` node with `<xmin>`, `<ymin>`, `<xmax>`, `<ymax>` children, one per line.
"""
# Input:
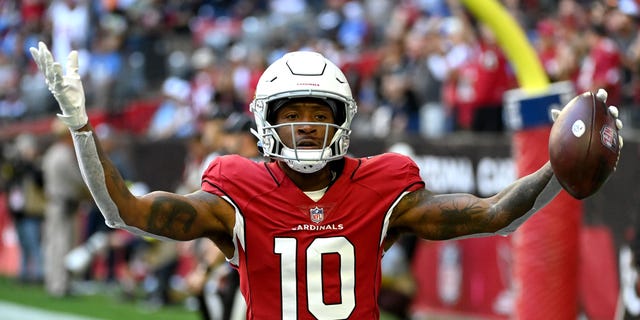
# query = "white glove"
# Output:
<box><xmin>29</xmin><ymin>42</ymin><xmax>88</xmax><ymax>130</ymax></box>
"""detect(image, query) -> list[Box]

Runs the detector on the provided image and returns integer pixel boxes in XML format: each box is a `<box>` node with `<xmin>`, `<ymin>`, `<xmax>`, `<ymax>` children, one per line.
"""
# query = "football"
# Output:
<box><xmin>548</xmin><ymin>91</ymin><xmax>620</xmax><ymax>199</ymax></box>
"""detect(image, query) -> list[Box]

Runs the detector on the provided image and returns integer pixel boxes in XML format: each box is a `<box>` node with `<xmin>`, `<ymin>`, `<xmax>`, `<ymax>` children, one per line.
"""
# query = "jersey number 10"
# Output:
<box><xmin>274</xmin><ymin>236</ymin><xmax>356</xmax><ymax>319</ymax></box>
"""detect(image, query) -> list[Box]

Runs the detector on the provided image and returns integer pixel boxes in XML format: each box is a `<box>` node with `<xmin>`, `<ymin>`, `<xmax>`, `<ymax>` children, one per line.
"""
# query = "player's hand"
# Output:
<box><xmin>594</xmin><ymin>89</ymin><xmax>624</xmax><ymax>172</ymax></box>
<box><xmin>29</xmin><ymin>41</ymin><xmax>88</xmax><ymax>130</ymax></box>
<box><xmin>551</xmin><ymin>89</ymin><xmax>624</xmax><ymax>149</ymax></box>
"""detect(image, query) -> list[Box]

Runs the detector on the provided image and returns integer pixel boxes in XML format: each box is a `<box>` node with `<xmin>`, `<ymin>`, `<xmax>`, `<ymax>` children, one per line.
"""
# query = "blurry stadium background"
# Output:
<box><xmin>1</xmin><ymin>0</ymin><xmax>640</xmax><ymax>319</ymax></box>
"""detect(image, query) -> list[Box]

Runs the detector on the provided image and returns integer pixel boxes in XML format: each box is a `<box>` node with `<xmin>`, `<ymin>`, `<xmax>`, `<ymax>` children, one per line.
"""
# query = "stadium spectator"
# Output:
<box><xmin>576</xmin><ymin>22</ymin><xmax>623</xmax><ymax>108</ymax></box>
<box><xmin>2</xmin><ymin>133</ymin><xmax>45</xmax><ymax>284</ymax></box>
<box><xmin>41</xmin><ymin>119</ymin><xmax>88</xmax><ymax>297</ymax></box>
<box><xmin>147</xmin><ymin>76</ymin><xmax>195</xmax><ymax>141</ymax></box>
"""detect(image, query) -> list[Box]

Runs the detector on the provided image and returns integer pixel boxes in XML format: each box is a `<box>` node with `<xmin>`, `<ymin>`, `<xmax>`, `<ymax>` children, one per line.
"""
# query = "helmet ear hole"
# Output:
<box><xmin>264</xmin><ymin>136</ymin><xmax>275</xmax><ymax>154</ymax></box>
<box><xmin>339</xmin><ymin>135</ymin><xmax>350</xmax><ymax>154</ymax></box>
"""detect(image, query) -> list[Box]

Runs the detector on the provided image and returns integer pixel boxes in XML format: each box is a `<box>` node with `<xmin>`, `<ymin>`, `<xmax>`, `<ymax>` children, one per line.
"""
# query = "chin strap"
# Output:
<box><xmin>281</xmin><ymin>147</ymin><xmax>331</xmax><ymax>173</ymax></box>
<box><xmin>71</xmin><ymin>130</ymin><xmax>173</xmax><ymax>241</ymax></box>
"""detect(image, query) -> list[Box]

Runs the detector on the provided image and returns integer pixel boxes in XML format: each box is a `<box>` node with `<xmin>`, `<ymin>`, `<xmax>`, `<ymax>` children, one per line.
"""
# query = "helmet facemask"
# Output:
<box><xmin>256</xmin><ymin>102</ymin><xmax>352</xmax><ymax>173</ymax></box>
<box><xmin>249</xmin><ymin>51</ymin><xmax>357</xmax><ymax>173</ymax></box>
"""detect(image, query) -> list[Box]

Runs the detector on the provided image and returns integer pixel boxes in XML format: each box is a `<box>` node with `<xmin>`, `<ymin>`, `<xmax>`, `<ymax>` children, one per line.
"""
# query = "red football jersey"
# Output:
<box><xmin>202</xmin><ymin>153</ymin><xmax>424</xmax><ymax>319</ymax></box>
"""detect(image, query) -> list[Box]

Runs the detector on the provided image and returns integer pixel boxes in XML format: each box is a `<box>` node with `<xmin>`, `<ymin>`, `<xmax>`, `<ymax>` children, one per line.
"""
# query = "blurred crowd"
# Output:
<box><xmin>2</xmin><ymin>0</ymin><xmax>640</xmax><ymax>319</ymax></box>
<box><xmin>1</xmin><ymin>0</ymin><xmax>640</xmax><ymax>139</ymax></box>
<box><xmin>0</xmin><ymin>111</ymin><xmax>261</xmax><ymax>315</ymax></box>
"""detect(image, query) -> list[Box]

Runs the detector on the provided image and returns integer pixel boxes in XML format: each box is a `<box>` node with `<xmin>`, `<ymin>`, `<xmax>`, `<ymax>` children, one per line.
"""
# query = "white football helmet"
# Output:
<box><xmin>250</xmin><ymin>51</ymin><xmax>357</xmax><ymax>173</ymax></box>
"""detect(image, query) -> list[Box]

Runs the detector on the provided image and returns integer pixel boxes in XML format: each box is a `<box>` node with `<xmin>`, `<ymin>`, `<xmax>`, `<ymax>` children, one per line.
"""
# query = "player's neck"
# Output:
<box><xmin>278</xmin><ymin>161</ymin><xmax>335</xmax><ymax>192</ymax></box>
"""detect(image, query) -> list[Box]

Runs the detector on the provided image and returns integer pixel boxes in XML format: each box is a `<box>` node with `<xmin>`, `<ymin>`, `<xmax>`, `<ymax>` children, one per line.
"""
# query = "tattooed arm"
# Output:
<box><xmin>389</xmin><ymin>162</ymin><xmax>557</xmax><ymax>240</ymax></box>
<box><xmin>29</xmin><ymin>42</ymin><xmax>235</xmax><ymax>255</ymax></box>
<box><xmin>78</xmin><ymin>123</ymin><xmax>236</xmax><ymax>256</ymax></box>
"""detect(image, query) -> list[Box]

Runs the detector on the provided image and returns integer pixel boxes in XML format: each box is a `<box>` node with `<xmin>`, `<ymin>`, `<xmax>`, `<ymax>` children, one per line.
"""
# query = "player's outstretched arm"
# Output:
<box><xmin>30</xmin><ymin>42</ymin><xmax>235</xmax><ymax>247</ymax></box>
<box><xmin>390</xmin><ymin>162</ymin><xmax>557</xmax><ymax>240</ymax></box>
<box><xmin>391</xmin><ymin>88</ymin><xmax>624</xmax><ymax>241</ymax></box>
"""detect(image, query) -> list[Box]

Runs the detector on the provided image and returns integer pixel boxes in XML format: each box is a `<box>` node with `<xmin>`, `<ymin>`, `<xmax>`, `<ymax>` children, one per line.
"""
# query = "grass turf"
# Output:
<box><xmin>0</xmin><ymin>276</ymin><xmax>199</xmax><ymax>320</ymax></box>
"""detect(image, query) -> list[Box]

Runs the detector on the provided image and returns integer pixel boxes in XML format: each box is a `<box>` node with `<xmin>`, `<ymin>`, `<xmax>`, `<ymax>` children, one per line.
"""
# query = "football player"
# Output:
<box><xmin>30</xmin><ymin>42</ymin><xmax>623</xmax><ymax>319</ymax></box>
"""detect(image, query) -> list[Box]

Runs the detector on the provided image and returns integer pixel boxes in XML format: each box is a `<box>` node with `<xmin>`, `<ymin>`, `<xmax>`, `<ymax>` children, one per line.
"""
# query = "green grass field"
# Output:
<box><xmin>0</xmin><ymin>276</ymin><xmax>200</xmax><ymax>320</ymax></box>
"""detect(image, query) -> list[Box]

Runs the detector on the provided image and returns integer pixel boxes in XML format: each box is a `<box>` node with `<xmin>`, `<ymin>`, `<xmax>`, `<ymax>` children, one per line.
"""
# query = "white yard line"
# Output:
<box><xmin>0</xmin><ymin>300</ymin><xmax>103</xmax><ymax>320</ymax></box>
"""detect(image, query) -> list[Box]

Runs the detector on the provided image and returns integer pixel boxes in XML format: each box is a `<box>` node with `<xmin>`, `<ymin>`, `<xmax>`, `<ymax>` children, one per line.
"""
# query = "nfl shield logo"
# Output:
<box><xmin>600</xmin><ymin>125</ymin><xmax>617</xmax><ymax>151</ymax></box>
<box><xmin>310</xmin><ymin>207</ymin><xmax>324</xmax><ymax>224</ymax></box>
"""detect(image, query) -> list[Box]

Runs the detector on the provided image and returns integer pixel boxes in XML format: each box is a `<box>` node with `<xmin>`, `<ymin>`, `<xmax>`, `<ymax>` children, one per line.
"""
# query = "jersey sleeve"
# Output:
<box><xmin>201</xmin><ymin>156</ymin><xmax>225</xmax><ymax>196</ymax></box>
<box><xmin>385</xmin><ymin>153</ymin><xmax>425</xmax><ymax>193</ymax></box>
<box><xmin>200</xmin><ymin>155</ymin><xmax>275</xmax><ymax>201</ymax></box>
<box><xmin>353</xmin><ymin>153</ymin><xmax>425</xmax><ymax>194</ymax></box>
<box><xmin>200</xmin><ymin>155</ymin><xmax>250</xmax><ymax>197</ymax></box>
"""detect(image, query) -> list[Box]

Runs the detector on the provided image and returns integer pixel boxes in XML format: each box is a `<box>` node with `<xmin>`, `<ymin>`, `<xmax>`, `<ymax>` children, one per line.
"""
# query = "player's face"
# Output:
<box><xmin>273</xmin><ymin>100</ymin><xmax>337</xmax><ymax>149</ymax></box>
